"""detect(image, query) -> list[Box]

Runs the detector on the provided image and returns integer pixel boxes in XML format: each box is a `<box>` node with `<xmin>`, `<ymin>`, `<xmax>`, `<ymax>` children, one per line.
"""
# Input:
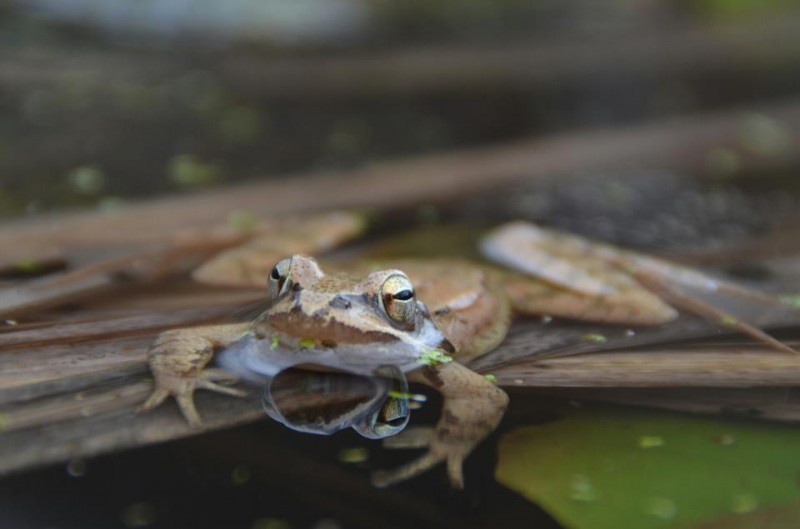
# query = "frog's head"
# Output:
<box><xmin>250</xmin><ymin>254</ymin><xmax>452</xmax><ymax>439</ymax></box>
<box><xmin>259</xmin><ymin>255</ymin><xmax>454</xmax><ymax>364</ymax></box>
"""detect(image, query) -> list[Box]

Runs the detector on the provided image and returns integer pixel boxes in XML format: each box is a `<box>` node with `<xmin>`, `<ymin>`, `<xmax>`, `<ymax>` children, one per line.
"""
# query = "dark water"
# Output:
<box><xmin>0</xmin><ymin>391</ymin><xmax>562</xmax><ymax>529</ymax></box>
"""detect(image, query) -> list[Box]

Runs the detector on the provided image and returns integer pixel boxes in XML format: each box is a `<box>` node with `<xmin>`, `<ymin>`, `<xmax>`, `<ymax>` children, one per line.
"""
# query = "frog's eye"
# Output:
<box><xmin>380</xmin><ymin>274</ymin><xmax>416</xmax><ymax>324</ymax></box>
<box><xmin>268</xmin><ymin>258</ymin><xmax>292</xmax><ymax>299</ymax></box>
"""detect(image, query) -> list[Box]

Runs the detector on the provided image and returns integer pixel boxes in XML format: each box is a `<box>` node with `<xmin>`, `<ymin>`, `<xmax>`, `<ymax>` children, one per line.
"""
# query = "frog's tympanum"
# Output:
<box><xmin>140</xmin><ymin>255</ymin><xmax>508</xmax><ymax>488</ymax></box>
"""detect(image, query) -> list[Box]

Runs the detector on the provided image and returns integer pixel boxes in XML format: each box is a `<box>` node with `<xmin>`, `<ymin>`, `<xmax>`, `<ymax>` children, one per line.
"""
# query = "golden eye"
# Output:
<box><xmin>267</xmin><ymin>258</ymin><xmax>292</xmax><ymax>299</ymax></box>
<box><xmin>380</xmin><ymin>274</ymin><xmax>416</xmax><ymax>324</ymax></box>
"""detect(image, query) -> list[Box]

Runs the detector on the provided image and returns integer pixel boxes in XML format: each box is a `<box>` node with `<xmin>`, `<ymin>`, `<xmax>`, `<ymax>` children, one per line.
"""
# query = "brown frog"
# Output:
<box><xmin>140</xmin><ymin>254</ymin><xmax>509</xmax><ymax>488</ymax></box>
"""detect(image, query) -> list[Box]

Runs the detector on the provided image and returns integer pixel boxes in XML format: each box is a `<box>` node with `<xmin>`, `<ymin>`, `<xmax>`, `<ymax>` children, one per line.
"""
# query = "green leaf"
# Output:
<box><xmin>496</xmin><ymin>407</ymin><xmax>800</xmax><ymax>529</ymax></box>
<box><xmin>689</xmin><ymin>501</ymin><xmax>800</xmax><ymax>529</ymax></box>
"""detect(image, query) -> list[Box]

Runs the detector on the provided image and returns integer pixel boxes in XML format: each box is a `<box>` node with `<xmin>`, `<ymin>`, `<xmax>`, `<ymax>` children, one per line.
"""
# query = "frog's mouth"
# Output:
<box><xmin>437</xmin><ymin>336</ymin><xmax>456</xmax><ymax>354</ymax></box>
<box><xmin>219</xmin><ymin>331</ymin><xmax>445</xmax><ymax>383</ymax></box>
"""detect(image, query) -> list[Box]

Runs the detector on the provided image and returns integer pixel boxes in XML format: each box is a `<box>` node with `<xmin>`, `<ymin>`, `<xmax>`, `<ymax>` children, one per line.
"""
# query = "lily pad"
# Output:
<box><xmin>690</xmin><ymin>501</ymin><xmax>800</xmax><ymax>529</ymax></box>
<box><xmin>496</xmin><ymin>407</ymin><xmax>800</xmax><ymax>529</ymax></box>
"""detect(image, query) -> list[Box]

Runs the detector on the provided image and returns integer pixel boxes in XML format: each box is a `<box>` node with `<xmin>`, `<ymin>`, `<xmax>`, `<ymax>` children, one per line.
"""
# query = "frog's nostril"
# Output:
<box><xmin>329</xmin><ymin>296</ymin><xmax>352</xmax><ymax>309</ymax></box>
<box><xmin>439</xmin><ymin>338</ymin><xmax>456</xmax><ymax>353</ymax></box>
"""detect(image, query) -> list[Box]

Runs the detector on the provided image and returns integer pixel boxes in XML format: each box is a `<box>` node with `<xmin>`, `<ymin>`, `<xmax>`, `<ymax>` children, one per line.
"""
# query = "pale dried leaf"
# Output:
<box><xmin>192</xmin><ymin>211</ymin><xmax>366</xmax><ymax>287</ymax></box>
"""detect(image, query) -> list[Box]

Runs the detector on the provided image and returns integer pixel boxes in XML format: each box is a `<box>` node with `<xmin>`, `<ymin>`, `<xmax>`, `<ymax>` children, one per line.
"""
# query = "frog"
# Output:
<box><xmin>139</xmin><ymin>253</ymin><xmax>509</xmax><ymax>488</ymax></box>
<box><xmin>140</xmin><ymin>215</ymin><xmax>798</xmax><ymax>488</ymax></box>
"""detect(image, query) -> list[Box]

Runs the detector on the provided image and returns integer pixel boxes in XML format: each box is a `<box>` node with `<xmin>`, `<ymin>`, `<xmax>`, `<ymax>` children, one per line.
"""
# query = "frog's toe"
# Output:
<box><xmin>371</xmin><ymin>452</ymin><xmax>446</xmax><ymax>488</ymax></box>
<box><xmin>446</xmin><ymin>456</ymin><xmax>466</xmax><ymax>489</ymax></box>
<box><xmin>137</xmin><ymin>377</ymin><xmax>203</xmax><ymax>426</ymax></box>
<box><xmin>197</xmin><ymin>368</ymin><xmax>247</xmax><ymax>396</ymax></box>
<box><xmin>175</xmin><ymin>389</ymin><xmax>203</xmax><ymax>427</ymax></box>
<box><xmin>201</xmin><ymin>367</ymin><xmax>241</xmax><ymax>384</ymax></box>
<box><xmin>138</xmin><ymin>370</ymin><xmax>245</xmax><ymax>427</ymax></box>
<box><xmin>196</xmin><ymin>379</ymin><xmax>247</xmax><ymax>397</ymax></box>
<box><xmin>137</xmin><ymin>387</ymin><xmax>169</xmax><ymax>414</ymax></box>
<box><xmin>371</xmin><ymin>446</ymin><xmax>468</xmax><ymax>488</ymax></box>
<box><xmin>382</xmin><ymin>426</ymin><xmax>434</xmax><ymax>449</ymax></box>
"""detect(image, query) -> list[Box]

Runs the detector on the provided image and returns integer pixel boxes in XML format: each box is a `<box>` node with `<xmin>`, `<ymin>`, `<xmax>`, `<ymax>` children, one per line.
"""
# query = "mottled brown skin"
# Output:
<box><xmin>140</xmin><ymin>255</ymin><xmax>508</xmax><ymax>488</ymax></box>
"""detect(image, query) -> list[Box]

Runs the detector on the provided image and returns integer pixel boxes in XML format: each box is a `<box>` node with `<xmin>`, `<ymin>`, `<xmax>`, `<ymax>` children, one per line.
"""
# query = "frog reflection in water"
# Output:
<box><xmin>140</xmin><ymin>254</ymin><xmax>508</xmax><ymax>488</ymax></box>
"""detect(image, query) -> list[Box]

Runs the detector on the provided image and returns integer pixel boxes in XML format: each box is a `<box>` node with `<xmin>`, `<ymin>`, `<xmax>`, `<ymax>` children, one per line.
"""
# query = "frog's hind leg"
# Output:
<box><xmin>372</xmin><ymin>362</ymin><xmax>508</xmax><ymax>488</ymax></box>
<box><xmin>138</xmin><ymin>323</ymin><xmax>251</xmax><ymax>426</ymax></box>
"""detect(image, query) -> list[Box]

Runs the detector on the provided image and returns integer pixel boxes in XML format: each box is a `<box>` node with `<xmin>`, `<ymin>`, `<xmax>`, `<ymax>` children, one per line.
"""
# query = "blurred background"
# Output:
<box><xmin>2</xmin><ymin>0</ymin><xmax>799</xmax><ymax>216</ymax></box>
<box><xmin>2</xmin><ymin>1</ymin><xmax>800</xmax><ymax>528</ymax></box>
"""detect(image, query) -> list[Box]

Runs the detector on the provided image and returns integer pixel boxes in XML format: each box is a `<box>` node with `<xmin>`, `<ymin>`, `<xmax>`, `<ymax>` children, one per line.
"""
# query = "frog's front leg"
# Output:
<box><xmin>372</xmin><ymin>362</ymin><xmax>509</xmax><ymax>488</ymax></box>
<box><xmin>138</xmin><ymin>323</ymin><xmax>250</xmax><ymax>427</ymax></box>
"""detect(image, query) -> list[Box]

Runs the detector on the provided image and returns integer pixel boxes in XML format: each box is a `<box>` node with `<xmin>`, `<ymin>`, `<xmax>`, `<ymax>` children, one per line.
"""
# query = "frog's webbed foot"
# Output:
<box><xmin>137</xmin><ymin>324</ymin><xmax>250</xmax><ymax>427</ymax></box>
<box><xmin>138</xmin><ymin>368</ymin><xmax>247</xmax><ymax>427</ymax></box>
<box><xmin>372</xmin><ymin>362</ymin><xmax>508</xmax><ymax>488</ymax></box>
